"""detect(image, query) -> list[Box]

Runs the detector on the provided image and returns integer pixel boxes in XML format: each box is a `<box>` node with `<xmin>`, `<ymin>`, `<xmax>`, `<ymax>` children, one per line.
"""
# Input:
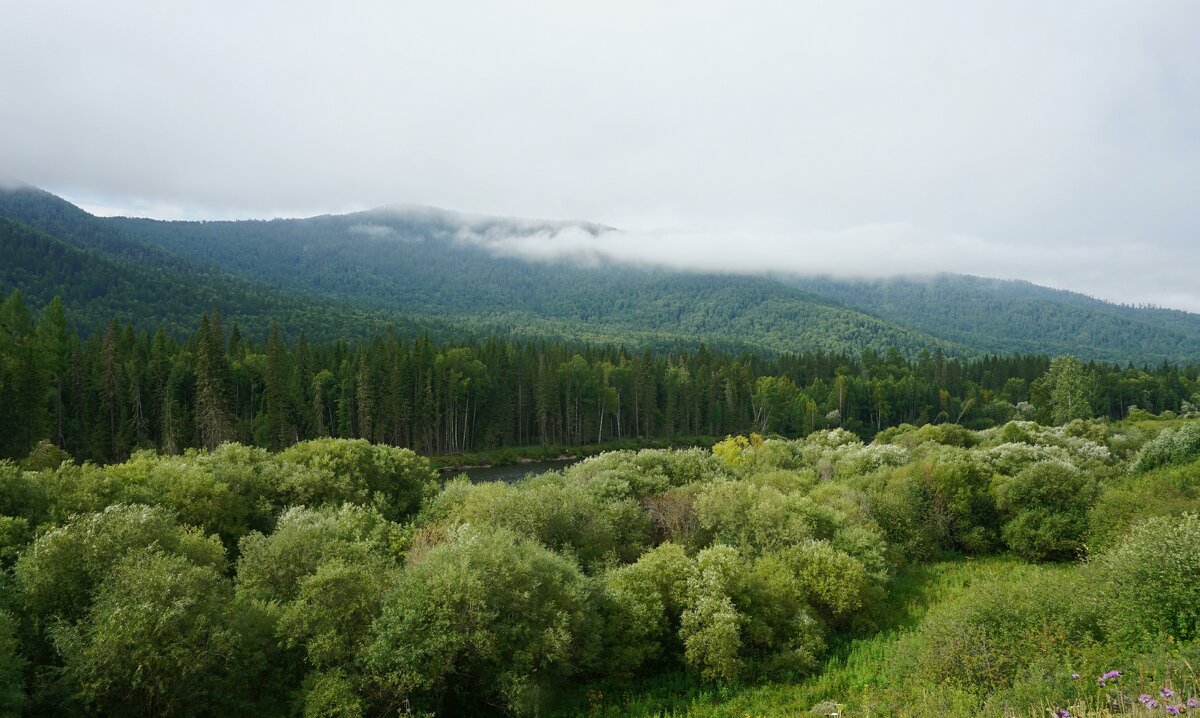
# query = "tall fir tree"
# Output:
<box><xmin>195</xmin><ymin>313</ymin><xmax>231</xmax><ymax>449</ymax></box>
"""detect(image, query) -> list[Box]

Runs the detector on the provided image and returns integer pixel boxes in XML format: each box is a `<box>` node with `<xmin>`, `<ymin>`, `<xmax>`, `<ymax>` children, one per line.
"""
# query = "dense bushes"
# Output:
<box><xmin>15</xmin><ymin>504</ymin><xmax>226</xmax><ymax>626</ymax></box>
<box><xmin>887</xmin><ymin>512</ymin><xmax>1200</xmax><ymax>713</ymax></box>
<box><xmin>366</xmin><ymin>528</ymin><xmax>597</xmax><ymax>714</ymax></box>
<box><xmin>1131</xmin><ymin>423</ymin><xmax>1200</xmax><ymax>473</ymax></box>
<box><xmin>995</xmin><ymin>461</ymin><xmax>1095</xmax><ymax>561</ymax></box>
<box><xmin>1091</xmin><ymin>513</ymin><xmax>1200</xmax><ymax>647</ymax></box>
<box><xmin>278</xmin><ymin>439</ymin><xmax>438</xmax><ymax>521</ymax></box>
<box><xmin>0</xmin><ymin>610</ymin><xmax>22</xmax><ymax>716</ymax></box>
<box><xmin>54</xmin><ymin>551</ymin><xmax>254</xmax><ymax>718</ymax></box>
<box><xmin>905</xmin><ymin>564</ymin><xmax>1086</xmax><ymax>690</ymax></box>
<box><xmin>1087</xmin><ymin>461</ymin><xmax>1200</xmax><ymax>552</ymax></box>
<box><xmin>0</xmin><ymin>419</ymin><xmax>1198</xmax><ymax>716</ymax></box>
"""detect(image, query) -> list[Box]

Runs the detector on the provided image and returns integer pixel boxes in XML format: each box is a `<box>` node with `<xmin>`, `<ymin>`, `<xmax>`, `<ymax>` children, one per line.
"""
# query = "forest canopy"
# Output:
<box><xmin>1</xmin><ymin>292</ymin><xmax>1198</xmax><ymax>465</ymax></box>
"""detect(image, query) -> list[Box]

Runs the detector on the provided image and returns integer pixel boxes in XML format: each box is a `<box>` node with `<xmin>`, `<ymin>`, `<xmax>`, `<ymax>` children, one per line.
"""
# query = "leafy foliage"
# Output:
<box><xmin>1091</xmin><ymin>513</ymin><xmax>1200</xmax><ymax>648</ymax></box>
<box><xmin>364</xmin><ymin>527</ymin><xmax>595</xmax><ymax>714</ymax></box>
<box><xmin>995</xmin><ymin>461</ymin><xmax>1096</xmax><ymax>562</ymax></box>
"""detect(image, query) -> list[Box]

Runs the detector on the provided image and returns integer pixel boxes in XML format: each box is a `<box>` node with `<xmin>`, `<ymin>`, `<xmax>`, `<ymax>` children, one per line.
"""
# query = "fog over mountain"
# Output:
<box><xmin>449</xmin><ymin>221</ymin><xmax>1194</xmax><ymax>312</ymax></box>
<box><xmin>2</xmin><ymin>1</ymin><xmax>1199</xmax><ymax>309</ymax></box>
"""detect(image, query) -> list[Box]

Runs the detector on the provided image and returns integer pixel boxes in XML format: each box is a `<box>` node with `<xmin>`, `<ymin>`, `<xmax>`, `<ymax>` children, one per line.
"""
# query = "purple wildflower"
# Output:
<box><xmin>1147</xmin><ymin>699</ymin><xmax>1160</xmax><ymax>709</ymax></box>
<box><xmin>1189</xmin><ymin>697</ymin><xmax>1200</xmax><ymax>709</ymax></box>
<box><xmin>1141</xmin><ymin>694</ymin><xmax>1155</xmax><ymax>705</ymax></box>
<box><xmin>1055</xmin><ymin>710</ymin><xmax>1070</xmax><ymax>718</ymax></box>
<box><xmin>1165</xmin><ymin>706</ymin><xmax>1180</xmax><ymax>716</ymax></box>
<box><xmin>1098</xmin><ymin>670</ymin><xmax>1123</xmax><ymax>686</ymax></box>
<box><xmin>1163</xmin><ymin>687</ymin><xmax>1176</xmax><ymax>699</ymax></box>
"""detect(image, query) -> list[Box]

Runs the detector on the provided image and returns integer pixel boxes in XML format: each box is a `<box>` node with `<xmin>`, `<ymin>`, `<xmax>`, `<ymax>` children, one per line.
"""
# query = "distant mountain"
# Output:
<box><xmin>100</xmin><ymin>203</ymin><xmax>949</xmax><ymax>356</ymax></box>
<box><xmin>0</xmin><ymin>188</ymin><xmax>942</xmax><ymax>354</ymax></box>
<box><xmin>0</xmin><ymin>187</ymin><xmax>411</xmax><ymax>339</ymax></box>
<box><xmin>789</xmin><ymin>275</ymin><xmax>1200</xmax><ymax>364</ymax></box>
<box><xmin>4</xmin><ymin>185</ymin><xmax>1199</xmax><ymax>363</ymax></box>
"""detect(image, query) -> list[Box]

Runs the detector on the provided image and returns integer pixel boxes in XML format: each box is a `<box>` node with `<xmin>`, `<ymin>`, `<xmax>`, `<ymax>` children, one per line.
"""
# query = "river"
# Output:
<box><xmin>440</xmin><ymin>458</ymin><xmax>583</xmax><ymax>484</ymax></box>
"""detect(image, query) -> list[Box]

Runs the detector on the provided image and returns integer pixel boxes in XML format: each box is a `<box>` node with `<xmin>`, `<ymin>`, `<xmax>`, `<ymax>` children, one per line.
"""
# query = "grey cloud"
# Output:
<box><xmin>1</xmin><ymin>1</ymin><xmax>1198</xmax><ymax>310</ymax></box>
<box><xmin>454</xmin><ymin>223</ymin><xmax>1200</xmax><ymax>312</ymax></box>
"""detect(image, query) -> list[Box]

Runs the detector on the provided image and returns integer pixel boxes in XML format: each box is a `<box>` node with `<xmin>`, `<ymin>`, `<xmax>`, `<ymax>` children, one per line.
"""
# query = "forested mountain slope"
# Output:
<box><xmin>790</xmin><ymin>274</ymin><xmax>1200</xmax><ymax>364</ymax></box>
<box><xmin>6</xmin><ymin>185</ymin><xmax>1200</xmax><ymax>363</ymax></box>
<box><xmin>0</xmin><ymin>192</ymin><xmax>409</xmax><ymax>339</ymax></box>
<box><xmin>14</xmin><ymin>190</ymin><xmax>944</xmax><ymax>355</ymax></box>
<box><xmin>107</xmin><ymin>207</ymin><xmax>948</xmax><ymax>355</ymax></box>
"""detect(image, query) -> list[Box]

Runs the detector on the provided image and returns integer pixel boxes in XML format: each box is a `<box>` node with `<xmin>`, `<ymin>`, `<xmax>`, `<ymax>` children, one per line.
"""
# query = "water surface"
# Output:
<box><xmin>443</xmin><ymin>458</ymin><xmax>581</xmax><ymax>484</ymax></box>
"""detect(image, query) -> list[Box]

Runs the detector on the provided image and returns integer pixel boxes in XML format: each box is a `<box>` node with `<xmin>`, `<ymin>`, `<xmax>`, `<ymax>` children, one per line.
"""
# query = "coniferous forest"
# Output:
<box><xmin>2</xmin><ymin>291</ymin><xmax>1198</xmax><ymax>465</ymax></box>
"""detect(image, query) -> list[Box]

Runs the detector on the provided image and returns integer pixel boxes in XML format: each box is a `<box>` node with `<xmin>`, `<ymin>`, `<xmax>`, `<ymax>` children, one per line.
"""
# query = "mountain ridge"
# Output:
<box><xmin>3</xmin><ymin>186</ymin><xmax>1199</xmax><ymax>364</ymax></box>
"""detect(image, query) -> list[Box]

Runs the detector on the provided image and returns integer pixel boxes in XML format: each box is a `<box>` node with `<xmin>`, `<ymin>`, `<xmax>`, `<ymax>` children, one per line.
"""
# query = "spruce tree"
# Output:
<box><xmin>195</xmin><ymin>313</ymin><xmax>231</xmax><ymax>449</ymax></box>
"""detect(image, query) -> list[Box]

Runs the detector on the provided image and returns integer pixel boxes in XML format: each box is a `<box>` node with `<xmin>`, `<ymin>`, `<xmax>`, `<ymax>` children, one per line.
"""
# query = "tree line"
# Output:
<box><xmin>2</xmin><ymin>290</ymin><xmax>1198</xmax><ymax>464</ymax></box>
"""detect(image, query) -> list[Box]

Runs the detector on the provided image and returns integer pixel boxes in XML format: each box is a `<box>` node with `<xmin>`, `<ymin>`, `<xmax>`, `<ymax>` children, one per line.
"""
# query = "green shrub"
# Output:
<box><xmin>38</xmin><ymin>461</ymin><xmax>152</xmax><ymax>525</ymax></box>
<box><xmin>0</xmin><ymin>516</ymin><xmax>30</xmax><ymax>567</ymax></box>
<box><xmin>277</xmin><ymin>557</ymin><xmax>394</xmax><ymax>669</ymax></box>
<box><xmin>599</xmin><ymin>560</ymin><xmax>671</xmax><ymax>677</ymax></box>
<box><xmin>677</xmin><ymin>544</ymin><xmax>826</xmax><ymax>684</ymax></box>
<box><xmin>692</xmin><ymin>480</ymin><xmax>812</xmax><ymax>555</ymax></box>
<box><xmin>418</xmin><ymin>474</ymin><xmax>650</xmax><ymax>569</ymax></box>
<box><xmin>680</xmin><ymin>545</ymin><xmax>748</xmax><ymax>683</ymax></box>
<box><xmin>873</xmin><ymin>448</ymin><xmax>998</xmax><ymax>556</ymax></box>
<box><xmin>236</xmin><ymin>504</ymin><xmax>397</xmax><ymax>604</ymax></box>
<box><xmin>742</xmin><ymin>553</ymin><xmax>824</xmax><ymax>678</ymax></box>
<box><xmin>905</xmin><ymin>565</ymin><xmax>1088</xmax><ymax>690</ymax></box>
<box><xmin>1086</xmin><ymin>462</ymin><xmax>1200</xmax><ymax>552</ymax></box>
<box><xmin>298</xmin><ymin>669</ymin><xmax>364</xmax><ymax>718</ymax></box>
<box><xmin>995</xmin><ymin>461</ymin><xmax>1096</xmax><ymax>562</ymax></box>
<box><xmin>0</xmin><ymin>461</ymin><xmax>48</xmax><ymax>527</ymax></box>
<box><xmin>108</xmin><ymin>448</ymin><xmax>275</xmax><ymax>550</ymax></box>
<box><xmin>1091</xmin><ymin>513</ymin><xmax>1200</xmax><ymax>647</ymax></box>
<box><xmin>54</xmin><ymin>550</ymin><xmax>261</xmax><ymax>718</ymax></box>
<box><xmin>908</xmin><ymin>423</ymin><xmax>978</xmax><ymax>449</ymax></box>
<box><xmin>860</xmin><ymin>468</ymin><xmax>940</xmax><ymax>563</ymax></box>
<box><xmin>280</xmin><ymin>439</ymin><xmax>437</xmax><ymax>521</ymax></box>
<box><xmin>746</xmin><ymin>468</ymin><xmax>816</xmax><ymax>495</ymax></box>
<box><xmin>364</xmin><ymin>527</ymin><xmax>596</xmax><ymax>715</ymax></box>
<box><xmin>1131</xmin><ymin>423</ymin><xmax>1200</xmax><ymax>473</ymax></box>
<box><xmin>18</xmin><ymin>440</ymin><xmax>70</xmax><ymax>472</ymax></box>
<box><xmin>781</xmin><ymin>540</ymin><xmax>876</xmax><ymax>620</ymax></box>
<box><xmin>0</xmin><ymin>609</ymin><xmax>23</xmax><ymax>716</ymax></box>
<box><xmin>15</xmin><ymin>504</ymin><xmax>225</xmax><ymax>626</ymax></box>
<box><xmin>566</xmin><ymin>448</ymin><xmax>728</xmax><ymax>497</ymax></box>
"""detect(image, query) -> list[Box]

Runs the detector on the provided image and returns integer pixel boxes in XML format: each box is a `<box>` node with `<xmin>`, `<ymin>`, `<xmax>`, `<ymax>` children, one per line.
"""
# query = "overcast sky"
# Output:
<box><xmin>2</xmin><ymin>2</ymin><xmax>1199</xmax><ymax>310</ymax></box>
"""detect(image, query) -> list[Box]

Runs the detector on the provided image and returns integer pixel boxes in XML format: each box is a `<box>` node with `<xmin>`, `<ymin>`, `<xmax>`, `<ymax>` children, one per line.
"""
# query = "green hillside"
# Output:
<box><xmin>0</xmin><ymin>214</ymin><xmax>420</xmax><ymax>340</ymax></box>
<box><xmin>791</xmin><ymin>274</ymin><xmax>1200</xmax><ymax>364</ymax></box>
<box><xmin>0</xmin><ymin>187</ymin><xmax>947</xmax><ymax>354</ymax></box>
<box><xmin>104</xmin><ymin>207</ymin><xmax>950</xmax><ymax>355</ymax></box>
<box><xmin>6</xmin><ymin>185</ymin><xmax>1200</xmax><ymax>364</ymax></box>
